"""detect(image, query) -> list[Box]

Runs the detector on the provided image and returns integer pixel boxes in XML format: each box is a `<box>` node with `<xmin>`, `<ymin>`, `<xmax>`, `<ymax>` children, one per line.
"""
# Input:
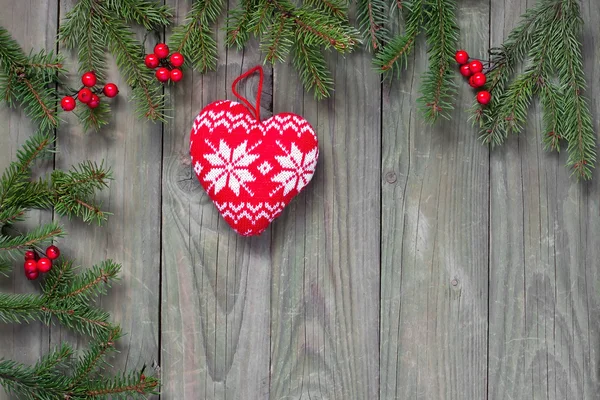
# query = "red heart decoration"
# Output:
<box><xmin>189</xmin><ymin>67</ymin><xmax>319</xmax><ymax>236</ymax></box>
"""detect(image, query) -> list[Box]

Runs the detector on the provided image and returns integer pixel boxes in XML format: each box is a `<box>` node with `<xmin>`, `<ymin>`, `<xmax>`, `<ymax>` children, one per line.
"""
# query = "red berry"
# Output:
<box><xmin>469</xmin><ymin>60</ymin><xmax>484</xmax><ymax>74</ymax></box>
<box><xmin>170</xmin><ymin>68</ymin><xmax>183</xmax><ymax>82</ymax></box>
<box><xmin>170</xmin><ymin>52</ymin><xmax>184</xmax><ymax>67</ymax></box>
<box><xmin>61</xmin><ymin>96</ymin><xmax>76</xmax><ymax>111</ymax></box>
<box><xmin>470</xmin><ymin>72</ymin><xmax>487</xmax><ymax>88</ymax></box>
<box><xmin>455</xmin><ymin>50</ymin><xmax>469</xmax><ymax>64</ymax></box>
<box><xmin>26</xmin><ymin>270</ymin><xmax>39</xmax><ymax>280</ymax></box>
<box><xmin>459</xmin><ymin>64</ymin><xmax>472</xmax><ymax>77</ymax></box>
<box><xmin>103</xmin><ymin>83</ymin><xmax>119</xmax><ymax>98</ymax></box>
<box><xmin>82</xmin><ymin>71</ymin><xmax>97</xmax><ymax>87</ymax></box>
<box><xmin>37</xmin><ymin>257</ymin><xmax>52</xmax><ymax>273</ymax></box>
<box><xmin>154</xmin><ymin>43</ymin><xmax>170</xmax><ymax>59</ymax></box>
<box><xmin>88</xmin><ymin>94</ymin><xmax>100</xmax><ymax>109</ymax></box>
<box><xmin>477</xmin><ymin>90</ymin><xmax>492</xmax><ymax>105</ymax></box>
<box><xmin>78</xmin><ymin>88</ymin><xmax>93</xmax><ymax>103</ymax></box>
<box><xmin>145</xmin><ymin>54</ymin><xmax>160</xmax><ymax>69</ymax></box>
<box><xmin>156</xmin><ymin>67</ymin><xmax>170</xmax><ymax>82</ymax></box>
<box><xmin>24</xmin><ymin>260</ymin><xmax>38</xmax><ymax>273</ymax></box>
<box><xmin>45</xmin><ymin>245</ymin><xmax>60</xmax><ymax>260</ymax></box>
<box><xmin>24</xmin><ymin>250</ymin><xmax>36</xmax><ymax>260</ymax></box>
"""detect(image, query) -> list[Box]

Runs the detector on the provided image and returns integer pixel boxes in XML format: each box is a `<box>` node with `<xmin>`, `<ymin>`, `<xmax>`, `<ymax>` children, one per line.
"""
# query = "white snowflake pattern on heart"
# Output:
<box><xmin>194</xmin><ymin>161</ymin><xmax>203</xmax><ymax>175</ymax></box>
<box><xmin>203</xmin><ymin>139</ymin><xmax>261</xmax><ymax>196</ymax></box>
<box><xmin>270</xmin><ymin>141</ymin><xmax>318</xmax><ymax>196</ymax></box>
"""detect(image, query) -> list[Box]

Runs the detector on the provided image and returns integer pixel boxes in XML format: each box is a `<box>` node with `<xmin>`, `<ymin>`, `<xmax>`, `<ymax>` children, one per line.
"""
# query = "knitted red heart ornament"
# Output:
<box><xmin>190</xmin><ymin>66</ymin><xmax>319</xmax><ymax>236</ymax></box>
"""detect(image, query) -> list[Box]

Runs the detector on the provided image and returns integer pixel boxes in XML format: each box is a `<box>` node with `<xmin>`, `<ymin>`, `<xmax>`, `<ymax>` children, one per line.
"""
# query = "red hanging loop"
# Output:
<box><xmin>231</xmin><ymin>65</ymin><xmax>264</xmax><ymax>121</ymax></box>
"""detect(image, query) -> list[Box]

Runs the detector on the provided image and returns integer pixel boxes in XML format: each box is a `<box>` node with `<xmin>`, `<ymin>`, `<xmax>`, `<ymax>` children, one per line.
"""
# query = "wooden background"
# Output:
<box><xmin>1</xmin><ymin>0</ymin><xmax>599</xmax><ymax>399</ymax></box>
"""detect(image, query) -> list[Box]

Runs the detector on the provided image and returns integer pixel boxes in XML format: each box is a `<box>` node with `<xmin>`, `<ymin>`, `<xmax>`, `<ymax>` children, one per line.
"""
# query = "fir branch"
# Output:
<box><xmin>60</xmin><ymin>0</ymin><xmax>108</xmax><ymax>79</ymax></box>
<box><xmin>475</xmin><ymin>0</ymin><xmax>596</xmax><ymax>179</ymax></box>
<box><xmin>356</xmin><ymin>0</ymin><xmax>388</xmax><ymax>51</ymax></box>
<box><xmin>0</xmin><ymin>339</ymin><xmax>158</xmax><ymax>399</ymax></box>
<box><xmin>0</xmin><ymin>293</ymin><xmax>44</xmax><ymax>324</ymax></box>
<box><xmin>225</xmin><ymin>0</ymin><xmax>359</xmax><ymax>97</ymax></box>
<box><xmin>540</xmin><ymin>81</ymin><xmax>562</xmax><ymax>152</ymax></box>
<box><xmin>0</xmin><ymin>131</ymin><xmax>53</xmax><ymax>210</ymax></box>
<box><xmin>43</xmin><ymin>259</ymin><xmax>76</xmax><ymax>299</ymax></box>
<box><xmin>101</xmin><ymin>12</ymin><xmax>165</xmax><ymax>120</ymax></box>
<box><xmin>374</xmin><ymin>0</ymin><xmax>423</xmax><ymax>74</ymax></box>
<box><xmin>0</xmin><ymin>26</ymin><xmax>61</xmax><ymax>130</ymax></box>
<box><xmin>106</xmin><ymin>0</ymin><xmax>172</xmax><ymax>31</ymax></box>
<box><xmin>60</xmin><ymin>0</ymin><xmax>165</xmax><ymax>123</ymax></box>
<box><xmin>33</xmin><ymin>344</ymin><xmax>74</xmax><ymax>375</ymax></box>
<box><xmin>69</xmin><ymin>327</ymin><xmax>122</xmax><ymax>388</ymax></box>
<box><xmin>0</xmin><ymin>357</ymin><xmax>71</xmax><ymax>400</ymax></box>
<box><xmin>418</xmin><ymin>0</ymin><xmax>459</xmax><ymax>121</ymax></box>
<box><xmin>0</xmin><ymin>222</ymin><xmax>64</xmax><ymax>256</ymax></box>
<box><xmin>293</xmin><ymin>40</ymin><xmax>334</xmax><ymax>99</ymax></box>
<box><xmin>262</xmin><ymin>15</ymin><xmax>294</xmax><ymax>63</ymax></box>
<box><xmin>51</xmin><ymin>160</ymin><xmax>113</xmax><ymax>225</ymax></box>
<box><xmin>553</xmin><ymin>0</ymin><xmax>596</xmax><ymax>179</ymax></box>
<box><xmin>169</xmin><ymin>0</ymin><xmax>224</xmax><ymax>73</ymax></box>
<box><xmin>289</xmin><ymin>6</ymin><xmax>359</xmax><ymax>53</ymax></box>
<box><xmin>303</xmin><ymin>0</ymin><xmax>347</xmax><ymax>19</ymax></box>
<box><xmin>84</xmin><ymin>374</ymin><xmax>160</xmax><ymax>398</ymax></box>
<box><xmin>475</xmin><ymin>1</ymin><xmax>557</xmax><ymax>143</ymax></box>
<box><xmin>58</xmin><ymin>261</ymin><xmax>120</xmax><ymax>302</ymax></box>
<box><xmin>77</xmin><ymin>101</ymin><xmax>112</xmax><ymax>132</ymax></box>
<box><xmin>41</xmin><ymin>303</ymin><xmax>112</xmax><ymax>338</ymax></box>
<box><xmin>226</xmin><ymin>1</ymin><xmax>253</xmax><ymax>49</ymax></box>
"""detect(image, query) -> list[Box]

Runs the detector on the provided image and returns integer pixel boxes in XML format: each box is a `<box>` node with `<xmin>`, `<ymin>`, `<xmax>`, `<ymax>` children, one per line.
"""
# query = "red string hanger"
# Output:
<box><xmin>231</xmin><ymin>65</ymin><xmax>264</xmax><ymax>121</ymax></box>
<box><xmin>189</xmin><ymin>65</ymin><xmax>319</xmax><ymax>236</ymax></box>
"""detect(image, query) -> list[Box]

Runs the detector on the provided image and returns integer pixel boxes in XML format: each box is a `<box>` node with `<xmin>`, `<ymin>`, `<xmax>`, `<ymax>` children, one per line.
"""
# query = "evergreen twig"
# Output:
<box><xmin>471</xmin><ymin>0</ymin><xmax>596</xmax><ymax>179</ymax></box>
<box><xmin>0</xmin><ymin>26</ymin><xmax>64</xmax><ymax>131</ymax></box>
<box><xmin>59</xmin><ymin>0</ymin><xmax>169</xmax><ymax>127</ymax></box>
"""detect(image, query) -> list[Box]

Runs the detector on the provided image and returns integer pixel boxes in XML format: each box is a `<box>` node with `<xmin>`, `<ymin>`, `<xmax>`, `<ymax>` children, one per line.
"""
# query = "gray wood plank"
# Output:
<box><xmin>269</xmin><ymin>36</ymin><xmax>381</xmax><ymax>400</ymax></box>
<box><xmin>0</xmin><ymin>2</ymin><xmax>57</xmax><ymax>398</ymax></box>
<box><xmin>487</xmin><ymin>1</ymin><xmax>600</xmax><ymax>399</ymax></box>
<box><xmin>379</xmin><ymin>1</ymin><xmax>490</xmax><ymax>399</ymax></box>
<box><xmin>49</xmin><ymin>0</ymin><xmax>162</xmax><ymax>383</ymax></box>
<box><xmin>160</xmin><ymin>1</ymin><xmax>272</xmax><ymax>398</ymax></box>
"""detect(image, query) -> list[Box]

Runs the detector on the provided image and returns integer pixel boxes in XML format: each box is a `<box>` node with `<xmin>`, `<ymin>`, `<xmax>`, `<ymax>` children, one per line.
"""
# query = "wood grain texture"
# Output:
<box><xmin>160</xmin><ymin>1</ymin><xmax>272</xmax><ymax>398</ymax></box>
<box><xmin>269</xmin><ymin>34</ymin><xmax>382</xmax><ymax>400</ymax></box>
<box><xmin>379</xmin><ymin>1</ymin><xmax>489</xmax><ymax>399</ymax></box>
<box><xmin>487</xmin><ymin>1</ymin><xmax>600</xmax><ymax>399</ymax></box>
<box><xmin>0</xmin><ymin>2</ymin><xmax>57</xmax><ymax>399</ymax></box>
<box><xmin>49</xmin><ymin>0</ymin><xmax>162</xmax><ymax>380</ymax></box>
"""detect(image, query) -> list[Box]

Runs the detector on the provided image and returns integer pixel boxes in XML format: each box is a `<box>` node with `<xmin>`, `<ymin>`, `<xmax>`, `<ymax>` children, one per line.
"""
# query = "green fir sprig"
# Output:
<box><xmin>0</xmin><ymin>26</ymin><xmax>65</xmax><ymax>131</ymax></box>
<box><xmin>224</xmin><ymin>0</ymin><xmax>360</xmax><ymax>98</ymax></box>
<box><xmin>59</xmin><ymin>0</ymin><xmax>171</xmax><ymax>128</ymax></box>
<box><xmin>374</xmin><ymin>0</ymin><xmax>459</xmax><ymax>121</ymax></box>
<box><xmin>0</xmin><ymin>132</ymin><xmax>111</xmax><ymax>273</ymax></box>
<box><xmin>471</xmin><ymin>0</ymin><xmax>597</xmax><ymax>179</ymax></box>
<box><xmin>169</xmin><ymin>0</ymin><xmax>224</xmax><ymax>73</ymax></box>
<box><xmin>0</xmin><ymin>328</ymin><xmax>160</xmax><ymax>399</ymax></box>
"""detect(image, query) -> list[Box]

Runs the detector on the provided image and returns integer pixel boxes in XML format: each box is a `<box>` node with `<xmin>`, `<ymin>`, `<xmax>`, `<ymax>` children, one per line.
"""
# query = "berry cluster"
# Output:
<box><xmin>145</xmin><ymin>43</ymin><xmax>184</xmax><ymax>83</ymax></box>
<box><xmin>23</xmin><ymin>245</ymin><xmax>61</xmax><ymax>280</ymax></box>
<box><xmin>455</xmin><ymin>50</ymin><xmax>492</xmax><ymax>105</ymax></box>
<box><xmin>60</xmin><ymin>71</ymin><xmax>119</xmax><ymax>112</ymax></box>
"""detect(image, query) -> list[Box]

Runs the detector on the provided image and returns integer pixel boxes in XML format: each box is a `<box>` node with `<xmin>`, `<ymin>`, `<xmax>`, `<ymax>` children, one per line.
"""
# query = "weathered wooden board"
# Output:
<box><xmin>379</xmin><ymin>0</ymin><xmax>490</xmax><ymax>399</ymax></box>
<box><xmin>269</xmin><ymin>31</ymin><xmax>382</xmax><ymax>400</ymax></box>
<box><xmin>160</xmin><ymin>1</ymin><xmax>272</xmax><ymax>398</ymax></box>
<box><xmin>49</xmin><ymin>0</ymin><xmax>162</xmax><ymax>378</ymax></box>
<box><xmin>487</xmin><ymin>1</ymin><xmax>600</xmax><ymax>399</ymax></box>
<box><xmin>0</xmin><ymin>2</ymin><xmax>57</xmax><ymax>399</ymax></box>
